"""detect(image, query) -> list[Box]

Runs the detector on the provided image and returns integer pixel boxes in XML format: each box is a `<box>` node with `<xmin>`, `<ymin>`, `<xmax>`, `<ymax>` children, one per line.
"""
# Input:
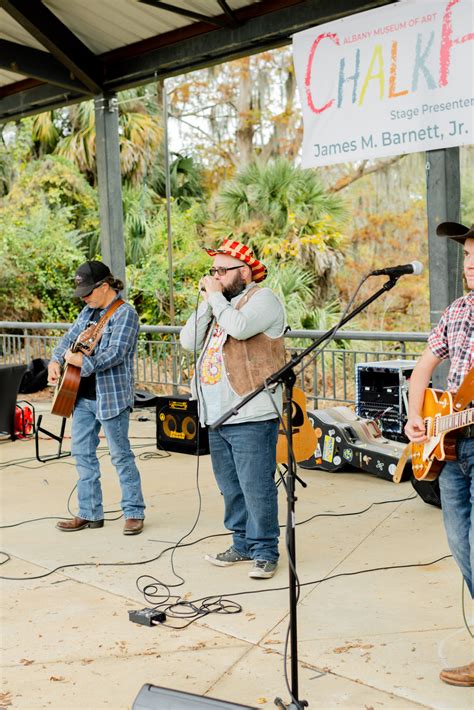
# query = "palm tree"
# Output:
<box><xmin>218</xmin><ymin>158</ymin><xmax>343</xmax><ymax>231</ymax></box>
<box><xmin>213</xmin><ymin>158</ymin><xmax>346</xmax><ymax>303</ymax></box>
<box><xmin>122</xmin><ymin>184</ymin><xmax>158</xmax><ymax>266</ymax></box>
<box><xmin>152</xmin><ymin>153</ymin><xmax>205</xmax><ymax>207</ymax></box>
<box><xmin>31</xmin><ymin>93</ymin><xmax>162</xmax><ymax>186</ymax></box>
<box><xmin>265</xmin><ymin>261</ymin><xmax>315</xmax><ymax>329</ymax></box>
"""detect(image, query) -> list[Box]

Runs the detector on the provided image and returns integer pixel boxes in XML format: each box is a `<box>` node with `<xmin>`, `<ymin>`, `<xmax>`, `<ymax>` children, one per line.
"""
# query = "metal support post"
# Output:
<box><xmin>425</xmin><ymin>147</ymin><xmax>462</xmax><ymax>389</ymax></box>
<box><xmin>94</xmin><ymin>93</ymin><xmax>126</xmax><ymax>287</ymax></box>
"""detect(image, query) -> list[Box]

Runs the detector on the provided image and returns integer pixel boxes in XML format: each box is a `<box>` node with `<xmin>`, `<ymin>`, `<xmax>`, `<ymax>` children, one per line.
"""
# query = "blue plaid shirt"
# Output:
<box><xmin>51</xmin><ymin>299</ymin><xmax>139</xmax><ymax>420</ymax></box>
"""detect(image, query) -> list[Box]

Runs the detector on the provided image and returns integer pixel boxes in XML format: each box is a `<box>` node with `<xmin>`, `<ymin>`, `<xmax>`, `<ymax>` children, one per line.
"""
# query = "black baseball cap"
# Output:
<box><xmin>73</xmin><ymin>261</ymin><xmax>111</xmax><ymax>297</ymax></box>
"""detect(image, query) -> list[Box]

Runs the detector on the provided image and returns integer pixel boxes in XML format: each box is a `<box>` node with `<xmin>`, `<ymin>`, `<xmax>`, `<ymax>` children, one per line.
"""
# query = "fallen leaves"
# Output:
<box><xmin>333</xmin><ymin>643</ymin><xmax>374</xmax><ymax>654</ymax></box>
<box><xmin>0</xmin><ymin>691</ymin><xmax>12</xmax><ymax>706</ymax></box>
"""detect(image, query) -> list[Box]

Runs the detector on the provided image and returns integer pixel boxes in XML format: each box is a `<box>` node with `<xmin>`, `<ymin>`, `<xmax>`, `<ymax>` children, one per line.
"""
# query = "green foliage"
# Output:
<box><xmin>0</xmin><ymin>155</ymin><xmax>98</xmax><ymax>321</ymax></box>
<box><xmin>301</xmin><ymin>300</ymin><xmax>349</xmax><ymax>350</ymax></box>
<box><xmin>32</xmin><ymin>111</ymin><xmax>61</xmax><ymax>154</ymax></box>
<box><xmin>302</xmin><ymin>300</ymin><xmax>343</xmax><ymax>331</ymax></box>
<box><xmin>152</xmin><ymin>154</ymin><xmax>206</xmax><ymax>208</ymax></box>
<box><xmin>30</xmin><ymin>96</ymin><xmax>163</xmax><ymax>186</ymax></box>
<box><xmin>127</xmin><ymin>202</ymin><xmax>208</xmax><ymax>324</ymax></box>
<box><xmin>6</xmin><ymin>155</ymin><xmax>99</xmax><ymax>258</ymax></box>
<box><xmin>1</xmin><ymin>119</ymin><xmax>36</xmax><ymax>196</ymax></box>
<box><xmin>0</xmin><ymin>139</ymin><xmax>13</xmax><ymax>197</ymax></box>
<box><xmin>122</xmin><ymin>184</ymin><xmax>158</xmax><ymax>266</ymax></box>
<box><xmin>55</xmin><ymin>102</ymin><xmax>96</xmax><ymax>178</ymax></box>
<box><xmin>5</xmin><ymin>74</ymin><xmax>470</xmax><ymax>338</ymax></box>
<box><xmin>0</xmin><ymin>203</ymin><xmax>84</xmax><ymax>321</ymax></box>
<box><xmin>212</xmin><ymin>158</ymin><xmax>346</xmax><ymax>287</ymax></box>
<box><xmin>210</xmin><ymin>158</ymin><xmax>346</xmax><ymax>312</ymax></box>
<box><xmin>216</xmin><ymin>158</ymin><xmax>345</xmax><ymax>241</ymax></box>
<box><xmin>461</xmin><ymin>145</ymin><xmax>474</xmax><ymax>226</ymax></box>
<box><xmin>265</xmin><ymin>261</ymin><xmax>315</xmax><ymax>329</ymax></box>
<box><xmin>461</xmin><ymin>180</ymin><xmax>474</xmax><ymax>227</ymax></box>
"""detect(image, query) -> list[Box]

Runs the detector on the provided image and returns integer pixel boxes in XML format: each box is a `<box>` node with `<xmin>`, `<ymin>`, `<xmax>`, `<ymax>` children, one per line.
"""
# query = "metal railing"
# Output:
<box><xmin>0</xmin><ymin>321</ymin><xmax>428</xmax><ymax>407</ymax></box>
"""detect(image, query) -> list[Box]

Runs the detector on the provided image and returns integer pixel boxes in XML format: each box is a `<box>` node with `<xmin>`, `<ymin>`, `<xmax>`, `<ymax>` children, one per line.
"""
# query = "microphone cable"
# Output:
<box><xmin>147</xmin><ymin>285</ymin><xmax>214</xmax><ymax>601</ymax></box>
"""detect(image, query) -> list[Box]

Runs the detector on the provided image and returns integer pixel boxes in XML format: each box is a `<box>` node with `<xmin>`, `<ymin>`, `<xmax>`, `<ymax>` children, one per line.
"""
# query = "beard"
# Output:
<box><xmin>223</xmin><ymin>272</ymin><xmax>246</xmax><ymax>300</ymax></box>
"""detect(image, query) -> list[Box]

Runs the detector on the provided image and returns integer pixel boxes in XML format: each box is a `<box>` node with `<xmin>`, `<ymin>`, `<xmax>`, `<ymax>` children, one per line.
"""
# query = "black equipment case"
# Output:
<box><xmin>299</xmin><ymin>406</ymin><xmax>411</xmax><ymax>482</ymax></box>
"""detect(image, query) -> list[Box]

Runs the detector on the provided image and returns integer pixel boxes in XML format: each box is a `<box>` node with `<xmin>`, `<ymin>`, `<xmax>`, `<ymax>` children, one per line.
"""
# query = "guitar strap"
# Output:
<box><xmin>80</xmin><ymin>298</ymin><xmax>125</xmax><ymax>356</ymax></box>
<box><xmin>453</xmin><ymin>366</ymin><xmax>474</xmax><ymax>410</ymax></box>
<box><xmin>392</xmin><ymin>443</ymin><xmax>411</xmax><ymax>483</ymax></box>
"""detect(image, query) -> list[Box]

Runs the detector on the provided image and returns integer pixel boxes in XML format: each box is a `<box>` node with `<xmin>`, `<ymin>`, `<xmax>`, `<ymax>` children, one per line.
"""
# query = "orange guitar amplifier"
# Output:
<box><xmin>156</xmin><ymin>395</ymin><xmax>209</xmax><ymax>455</ymax></box>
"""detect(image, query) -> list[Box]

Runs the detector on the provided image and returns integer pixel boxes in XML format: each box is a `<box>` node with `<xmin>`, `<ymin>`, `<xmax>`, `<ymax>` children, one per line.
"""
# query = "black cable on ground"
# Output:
<box><xmin>131</xmin><ymin>554</ymin><xmax>453</xmax><ymax>630</ymax></box>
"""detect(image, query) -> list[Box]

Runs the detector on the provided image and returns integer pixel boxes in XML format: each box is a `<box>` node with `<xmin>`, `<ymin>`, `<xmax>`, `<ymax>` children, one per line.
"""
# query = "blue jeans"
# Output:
<box><xmin>71</xmin><ymin>398</ymin><xmax>145</xmax><ymax>521</ymax></box>
<box><xmin>209</xmin><ymin>419</ymin><xmax>279</xmax><ymax>562</ymax></box>
<box><xmin>439</xmin><ymin>437</ymin><xmax>474</xmax><ymax>597</ymax></box>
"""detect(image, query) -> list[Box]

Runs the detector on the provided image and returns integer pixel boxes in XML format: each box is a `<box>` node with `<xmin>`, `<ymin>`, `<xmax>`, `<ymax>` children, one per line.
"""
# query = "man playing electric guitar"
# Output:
<box><xmin>48</xmin><ymin>261</ymin><xmax>146</xmax><ymax>535</ymax></box>
<box><xmin>405</xmin><ymin>222</ymin><xmax>473</xmax><ymax>687</ymax></box>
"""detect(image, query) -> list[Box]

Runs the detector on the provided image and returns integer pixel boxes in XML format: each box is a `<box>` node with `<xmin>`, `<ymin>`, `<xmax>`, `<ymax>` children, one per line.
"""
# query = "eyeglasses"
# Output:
<box><xmin>209</xmin><ymin>265</ymin><xmax>245</xmax><ymax>277</ymax></box>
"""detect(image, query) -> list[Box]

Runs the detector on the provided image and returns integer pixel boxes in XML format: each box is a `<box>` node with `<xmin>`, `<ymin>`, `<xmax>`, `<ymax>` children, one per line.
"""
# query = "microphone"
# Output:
<box><xmin>371</xmin><ymin>261</ymin><xmax>423</xmax><ymax>277</ymax></box>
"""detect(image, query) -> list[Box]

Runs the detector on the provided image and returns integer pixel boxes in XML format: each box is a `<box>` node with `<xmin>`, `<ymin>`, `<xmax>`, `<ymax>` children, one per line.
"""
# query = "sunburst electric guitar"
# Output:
<box><xmin>411</xmin><ymin>388</ymin><xmax>473</xmax><ymax>481</ymax></box>
<box><xmin>51</xmin><ymin>299</ymin><xmax>124</xmax><ymax>418</ymax></box>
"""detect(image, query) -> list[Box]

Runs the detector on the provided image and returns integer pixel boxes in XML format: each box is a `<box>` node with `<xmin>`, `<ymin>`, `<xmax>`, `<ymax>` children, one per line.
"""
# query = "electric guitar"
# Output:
<box><xmin>51</xmin><ymin>299</ymin><xmax>125</xmax><ymax>418</ymax></box>
<box><xmin>411</xmin><ymin>388</ymin><xmax>473</xmax><ymax>481</ymax></box>
<box><xmin>276</xmin><ymin>387</ymin><xmax>318</xmax><ymax>464</ymax></box>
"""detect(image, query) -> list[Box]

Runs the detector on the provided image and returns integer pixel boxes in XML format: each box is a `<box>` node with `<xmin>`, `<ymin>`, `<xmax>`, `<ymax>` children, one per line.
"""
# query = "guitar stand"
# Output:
<box><xmin>276</xmin><ymin>463</ymin><xmax>307</xmax><ymax>490</ymax></box>
<box><xmin>35</xmin><ymin>414</ymin><xmax>71</xmax><ymax>463</ymax></box>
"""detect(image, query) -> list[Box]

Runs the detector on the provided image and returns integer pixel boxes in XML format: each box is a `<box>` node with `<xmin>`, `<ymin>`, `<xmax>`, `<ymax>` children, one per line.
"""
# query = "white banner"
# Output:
<box><xmin>293</xmin><ymin>0</ymin><xmax>474</xmax><ymax>167</ymax></box>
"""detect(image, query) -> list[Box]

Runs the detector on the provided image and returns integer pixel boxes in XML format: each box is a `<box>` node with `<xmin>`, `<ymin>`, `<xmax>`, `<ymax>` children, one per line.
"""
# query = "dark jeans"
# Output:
<box><xmin>209</xmin><ymin>419</ymin><xmax>279</xmax><ymax>562</ymax></box>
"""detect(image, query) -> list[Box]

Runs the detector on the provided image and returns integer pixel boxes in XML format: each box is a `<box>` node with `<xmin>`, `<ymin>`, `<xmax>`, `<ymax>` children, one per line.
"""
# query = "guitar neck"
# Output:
<box><xmin>434</xmin><ymin>407</ymin><xmax>474</xmax><ymax>435</ymax></box>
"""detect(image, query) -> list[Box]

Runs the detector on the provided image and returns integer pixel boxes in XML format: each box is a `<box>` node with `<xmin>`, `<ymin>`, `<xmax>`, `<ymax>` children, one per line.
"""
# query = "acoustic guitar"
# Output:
<box><xmin>51</xmin><ymin>299</ymin><xmax>125</xmax><ymax>418</ymax></box>
<box><xmin>51</xmin><ymin>324</ymin><xmax>103</xmax><ymax>418</ymax></box>
<box><xmin>411</xmin><ymin>388</ymin><xmax>473</xmax><ymax>481</ymax></box>
<box><xmin>276</xmin><ymin>387</ymin><xmax>318</xmax><ymax>464</ymax></box>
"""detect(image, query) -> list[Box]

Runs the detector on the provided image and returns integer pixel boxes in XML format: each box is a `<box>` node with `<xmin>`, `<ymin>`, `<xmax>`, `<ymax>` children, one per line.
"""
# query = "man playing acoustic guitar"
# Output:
<box><xmin>405</xmin><ymin>222</ymin><xmax>473</xmax><ymax>687</ymax></box>
<box><xmin>180</xmin><ymin>241</ymin><xmax>286</xmax><ymax>579</ymax></box>
<box><xmin>48</xmin><ymin>261</ymin><xmax>146</xmax><ymax>535</ymax></box>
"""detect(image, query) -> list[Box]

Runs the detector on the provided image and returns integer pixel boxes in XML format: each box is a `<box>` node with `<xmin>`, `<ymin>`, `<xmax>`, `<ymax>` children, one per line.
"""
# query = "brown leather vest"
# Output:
<box><xmin>222</xmin><ymin>286</ymin><xmax>287</xmax><ymax>396</ymax></box>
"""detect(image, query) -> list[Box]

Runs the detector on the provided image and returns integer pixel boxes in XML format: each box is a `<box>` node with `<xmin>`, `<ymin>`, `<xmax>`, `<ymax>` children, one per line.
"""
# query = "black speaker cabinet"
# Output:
<box><xmin>132</xmin><ymin>684</ymin><xmax>254</xmax><ymax>709</ymax></box>
<box><xmin>411</xmin><ymin>476</ymin><xmax>442</xmax><ymax>508</ymax></box>
<box><xmin>156</xmin><ymin>395</ymin><xmax>209</xmax><ymax>455</ymax></box>
<box><xmin>355</xmin><ymin>360</ymin><xmax>418</xmax><ymax>441</ymax></box>
<box><xmin>299</xmin><ymin>406</ymin><xmax>411</xmax><ymax>482</ymax></box>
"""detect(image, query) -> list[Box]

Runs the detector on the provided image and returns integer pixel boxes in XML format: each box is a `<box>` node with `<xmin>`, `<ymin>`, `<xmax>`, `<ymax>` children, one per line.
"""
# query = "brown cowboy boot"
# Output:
<box><xmin>123</xmin><ymin>518</ymin><xmax>144</xmax><ymax>535</ymax></box>
<box><xmin>56</xmin><ymin>517</ymin><xmax>104</xmax><ymax>532</ymax></box>
<box><xmin>439</xmin><ymin>662</ymin><xmax>474</xmax><ymax>687</ymax></box>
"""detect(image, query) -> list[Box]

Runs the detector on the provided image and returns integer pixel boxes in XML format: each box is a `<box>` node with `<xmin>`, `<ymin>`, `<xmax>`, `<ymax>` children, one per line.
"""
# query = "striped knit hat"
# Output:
<box><xmin>205</xmin><ymin>239</ymin><xmax>267</xmax><ymax>283</ymax></box>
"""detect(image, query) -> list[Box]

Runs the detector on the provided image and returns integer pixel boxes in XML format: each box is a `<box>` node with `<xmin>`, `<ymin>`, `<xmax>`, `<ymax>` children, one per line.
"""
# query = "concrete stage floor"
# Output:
<box><xmin>1</xmin><ymin>403</ymin><xmax>472</xmax><ymax>710</ymax></box>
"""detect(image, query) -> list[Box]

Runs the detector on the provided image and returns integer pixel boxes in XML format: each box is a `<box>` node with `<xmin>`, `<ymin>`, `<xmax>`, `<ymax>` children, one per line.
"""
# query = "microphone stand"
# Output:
<box><xmin>210</xmin><ymin>276</ymin><xmax>403</xmax><ymax>709</ymax></box>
